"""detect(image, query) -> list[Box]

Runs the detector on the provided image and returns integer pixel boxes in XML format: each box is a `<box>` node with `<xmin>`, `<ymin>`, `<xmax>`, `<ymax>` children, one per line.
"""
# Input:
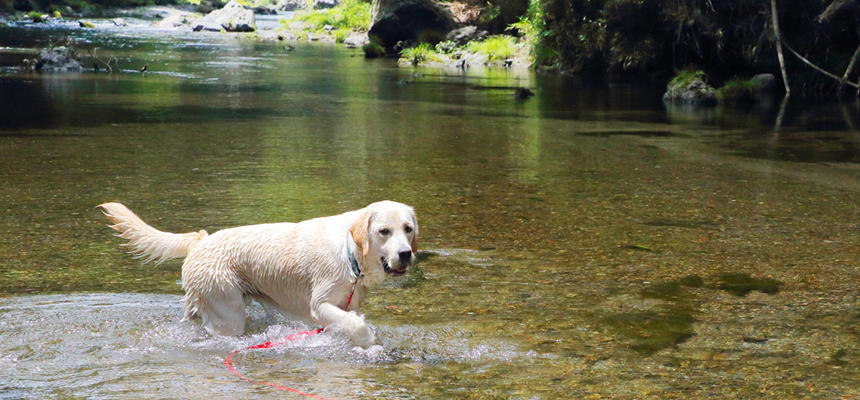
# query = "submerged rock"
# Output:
<box><xmin>33</xmin><ymin>47</ymin><xmax>82</xmax><ymax>72</ymax></box>
<box><xmin>193</xmin><ymin>0</ymin><xmax>256</xmax><ymax>32</ymax></box>
<box><xmin>368</xmin><ymin>0</ymin><xmax>456</xmax><ymax>48</ymax></box>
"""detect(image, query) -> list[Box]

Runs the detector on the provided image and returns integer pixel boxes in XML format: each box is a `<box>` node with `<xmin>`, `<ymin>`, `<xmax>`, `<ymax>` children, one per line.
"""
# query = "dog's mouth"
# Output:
<box><xmin>382</xmin><ymin>257</ymin><xmax>407</xmax><ymax>276</ymax></box>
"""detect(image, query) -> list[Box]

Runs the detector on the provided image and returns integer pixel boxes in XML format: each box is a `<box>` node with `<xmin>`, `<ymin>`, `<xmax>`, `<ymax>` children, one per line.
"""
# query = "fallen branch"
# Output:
<box><xmin>781</xmin><ymin>41</ymin><xmax>860</xmax><ymax>90</ymax></box>
<box><xmin>770</xmin><ymin>0</ymin><xmax>791</xmax><ymax>93</ymax></box>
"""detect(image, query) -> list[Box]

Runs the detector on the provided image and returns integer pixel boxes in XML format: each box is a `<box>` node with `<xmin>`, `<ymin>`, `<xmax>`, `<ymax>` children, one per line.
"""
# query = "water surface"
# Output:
<box><xmin>0</xmin><ymin>22</ymin><xmax>858</xmax><ymax>399</ymax></box>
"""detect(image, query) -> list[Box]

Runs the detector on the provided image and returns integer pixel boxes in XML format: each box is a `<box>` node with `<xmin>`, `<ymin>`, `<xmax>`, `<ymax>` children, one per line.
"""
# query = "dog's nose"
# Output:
<box><xmin>398</xmin><ymin>250</ymin><xmax>412</xmax><ymax>265</ymax></box>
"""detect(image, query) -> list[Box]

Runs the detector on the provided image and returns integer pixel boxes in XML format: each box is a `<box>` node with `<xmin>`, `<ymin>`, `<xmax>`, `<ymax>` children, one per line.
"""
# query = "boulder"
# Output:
<box><xmin>193</xmin><ymin>0</ymin><xmax>256</xmax><ymax>32</ymax></box>
<box><xmin>750</xmin><ymin>73</ymin><xmax>777</xmax><ymax>91</ymax></box>
<box><xmin>344</xmin><ymin>32</ymin><xmax>370</xmax><ymax>48</ymax></box>
<box><xmin>154</xmin><ymin>13</ymin><xmax>198</xmax><ymax>28</ymax></box>
<box><xmin>444</xmin><ymin>25</ymin><xmax>486</xmax><ymax>44</ymax></box>
<box><xmin>663</xmin><ymin>76</ymin><xmax>717</xmax><ymax>106</ymax></box>
<box><xmin>368</xmin><ymin>0</ymin><xmax>456</xmax><ymax>48</ymax></box>
<box><xmin>33</xmin><ymin>48</ymin><xmax>82</xmax><ymax>72</ymax></box>
<box><xmin>277</xmin><ymin>0</ymin><xmax>306</xmax><ymax>11</ymax></box>
<box><xmin>314</xmin><ymin>0</ymin><xmax>339</xmax><ymax>9</ymax></box>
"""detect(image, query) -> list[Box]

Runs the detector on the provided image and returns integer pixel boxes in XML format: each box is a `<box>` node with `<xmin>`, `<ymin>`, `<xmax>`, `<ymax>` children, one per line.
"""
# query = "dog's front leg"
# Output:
<box><xmin>311</xmin><ymin>302</ymin><xmax>376</xmax><ymax>348</ymax></box>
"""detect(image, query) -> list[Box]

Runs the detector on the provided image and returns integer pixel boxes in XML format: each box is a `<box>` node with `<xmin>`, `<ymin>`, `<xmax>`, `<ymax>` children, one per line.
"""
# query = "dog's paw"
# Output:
<box><xmin>352</xmin><ymin>323</ymin><xmax>376</xmax><ymax>348</ymax></box>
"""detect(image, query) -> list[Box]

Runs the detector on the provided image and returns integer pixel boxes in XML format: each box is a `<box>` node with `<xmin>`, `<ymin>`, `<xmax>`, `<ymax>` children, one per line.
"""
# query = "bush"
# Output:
<box><xmin>362</xmin><ymin>41</ymin><xmax>385</xmax><ymax>58</ymax></box>
<box><xmin>286</xmin><ymin>0</ymin><xmax>371</xmax><ymax>33</ymax></box>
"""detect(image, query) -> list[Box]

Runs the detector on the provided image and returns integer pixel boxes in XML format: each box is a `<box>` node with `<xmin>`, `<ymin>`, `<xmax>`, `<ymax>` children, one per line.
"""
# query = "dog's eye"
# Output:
<box><xmin>404</xmin><ymin>226</ymin><xmax>413</xmax><ymax>234</ymax></box>
<box><xmin>379</xmin><ymin>228</ymin><xmax>391</xmax><ymax>236</ymax></box>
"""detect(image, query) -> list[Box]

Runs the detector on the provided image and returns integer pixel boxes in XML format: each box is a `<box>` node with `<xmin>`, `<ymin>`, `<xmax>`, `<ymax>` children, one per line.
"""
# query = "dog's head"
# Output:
<box><xmin>350</xmin><ymin>200</ymin><xmax>418</xmax><ymax>283</ymax></box>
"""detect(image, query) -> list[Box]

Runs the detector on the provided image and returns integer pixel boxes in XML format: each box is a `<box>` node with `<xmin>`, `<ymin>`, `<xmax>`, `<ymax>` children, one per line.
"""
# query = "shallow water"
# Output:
<box><xmin>0</xmin><ymin>22</ymin><xmax>858</xmax><ymax>399</ymax></box>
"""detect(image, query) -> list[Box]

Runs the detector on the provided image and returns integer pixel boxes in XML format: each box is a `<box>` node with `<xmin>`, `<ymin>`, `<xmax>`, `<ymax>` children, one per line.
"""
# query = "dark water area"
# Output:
<box><xmin>0</xmin><ymin>22</ymin><xmax>858</xmax><ymax>399</ymax></box>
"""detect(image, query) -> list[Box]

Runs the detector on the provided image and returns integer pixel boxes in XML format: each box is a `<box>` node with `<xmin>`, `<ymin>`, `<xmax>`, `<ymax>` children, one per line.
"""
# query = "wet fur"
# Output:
<box><xmin>99</xmin><ymin>201</ymin><xmax>418</xmax><ymax>347</ymax></box>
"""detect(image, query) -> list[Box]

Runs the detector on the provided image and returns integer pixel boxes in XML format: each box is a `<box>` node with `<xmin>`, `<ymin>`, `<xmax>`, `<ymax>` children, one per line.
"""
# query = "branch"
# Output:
<box><xmin>816</xmin><ymin>0</ymin><xmax>858</xmax><ymax>24</ymax></box>
<box><xmin>838</xmin><ymin>45</ymin><xmax>860</xmax><ymax>93</ymax></box>
<box><xmin>781</xmin><ymin>40</ymin><xmax>860</xmax><ymax>90</ymax></box>
<box><xmin>770</xmin><ymin>0</ymin><xmax>791</xmax><ymax>93</ymax></box>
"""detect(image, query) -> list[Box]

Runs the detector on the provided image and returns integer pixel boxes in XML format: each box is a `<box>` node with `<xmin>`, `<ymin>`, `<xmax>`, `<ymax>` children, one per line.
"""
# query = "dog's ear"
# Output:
<box><xmin>410</xmin><ymin>209</ymin><xmax>419</xmax><ymax>254</ymax></box>
<box><xmin>350</xmin><ymin>210</ymin><xmax>372</xmax><ymax>256</ymax></box>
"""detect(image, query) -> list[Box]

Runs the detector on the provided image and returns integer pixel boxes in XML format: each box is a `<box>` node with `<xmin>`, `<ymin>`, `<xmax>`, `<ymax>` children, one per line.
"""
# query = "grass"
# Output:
<box><xmin>286</xmin><ymin>0</ymin><xmax>371</xmax><ymax>34</ymax></box>
<box><xmin>400</xmin><ymin>43</ymin><xmax>436</xmax><ymax>65</ymax></box>
<box><xmin>466</xmin><ymin>35</ymin><xmax>518</xmax><ymax>61</ymax></box>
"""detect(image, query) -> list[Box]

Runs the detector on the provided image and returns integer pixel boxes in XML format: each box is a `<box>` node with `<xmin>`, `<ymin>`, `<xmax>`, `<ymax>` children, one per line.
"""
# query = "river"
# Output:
<box><xmin>0</xmin><ymin>19</ymin><xmax>858</xmax><ymax>399</ymax></box>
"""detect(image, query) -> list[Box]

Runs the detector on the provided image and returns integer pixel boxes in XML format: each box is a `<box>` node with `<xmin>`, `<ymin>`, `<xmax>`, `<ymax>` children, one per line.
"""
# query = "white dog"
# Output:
<box><xmin>99</xmin><ymin>201</ymin><xmax>418</xmax><ymax>348</ymax></box>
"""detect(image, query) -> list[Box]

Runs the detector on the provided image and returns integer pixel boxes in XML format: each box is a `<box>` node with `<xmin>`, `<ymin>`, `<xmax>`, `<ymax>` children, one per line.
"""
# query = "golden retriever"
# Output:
<box><xmin>98</xmin><ymin>201</ymin><xmax>418</xmax><ymax>348</ymax></box>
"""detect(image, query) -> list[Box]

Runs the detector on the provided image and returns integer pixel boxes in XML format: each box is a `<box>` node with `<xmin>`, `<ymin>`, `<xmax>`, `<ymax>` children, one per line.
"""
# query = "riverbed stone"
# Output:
<box><xmin>277</xmin><ymin>0</ymin><xmax>307</xmax><ymax>11</ymax></box>
<box><xmin>34</xmin><ymin>47</ymin><xmax>82</xmax><ymax>72</ymax></box>
<box><xmin>444</xmin><ymin>25</ymin><xmax>486</xmax><ymax>44</ymax></box>
<box><xmin>192</xmin><ymin>0</ymin><xmax>256</xmax><ymax>32</ymax></box>
<box><xmin>663</xmin><ymin>77</ymin><xmax>717</xmax><ymax>106</ymax></box>
<box><xmin>750</xmin><ymin>73</ymin><xmax>777</xmax><ymax>91</ymax></box>
<box><xmin>314</xmin><ymin>0</ymin><xmax>339</xmax><ymax>9</ymax></box>
<box><xmin>344</xmin><ymin>32</ymin><xmax>370</xmax><ymax>48</ymax></box>
<box><xmin>368</xmin><ymin>0</ymin><xmax>456</xmax><ymax>48</ymax></box>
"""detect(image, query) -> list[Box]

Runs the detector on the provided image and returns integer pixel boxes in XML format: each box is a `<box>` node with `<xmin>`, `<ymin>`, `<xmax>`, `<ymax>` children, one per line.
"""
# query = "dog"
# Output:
<box><xmin>98</xmin><ymin>201</ymin><xmax>418</xmax><ymax>348</ymax></box>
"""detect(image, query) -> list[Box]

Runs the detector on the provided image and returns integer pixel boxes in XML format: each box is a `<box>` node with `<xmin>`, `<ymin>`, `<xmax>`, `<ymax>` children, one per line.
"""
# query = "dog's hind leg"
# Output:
<box><xmin>199</xmin><ymin>287</ymin><xmax>246</xmax><ymax>336</ymax></box>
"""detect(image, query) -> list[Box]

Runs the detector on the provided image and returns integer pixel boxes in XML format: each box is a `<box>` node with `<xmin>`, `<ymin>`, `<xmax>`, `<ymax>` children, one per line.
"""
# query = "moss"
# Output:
<box><xmin>715</xmin><ymin>78</ymin><xmax>759</xmax><ymax>102</ymax></box>
<box><xmin>678</xmin><ymin>274</ymin><xmax>704</xmax><ymax>288</ymax></box>
<box><xmin>715</xmin><ymin>273</ymin><xmax>781</xmax><ymax>296</ymax></box>
<box><xmin>603</xmin><ymin>310</ymin><xmax>696</xmax><ymax>355</ymax></box>
<box><xmin>640</xmin><ymin>281</ymin><xmax>684</xmax><ymax>301</ymax></box>
<box><xmin>26</xmin><ymin>10</ymin><xmax>45</xmax><ymax>22</ymax></box>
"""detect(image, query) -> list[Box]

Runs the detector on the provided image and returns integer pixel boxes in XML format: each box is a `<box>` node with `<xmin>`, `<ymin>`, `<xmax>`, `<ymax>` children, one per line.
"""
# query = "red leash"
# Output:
<box><xmin>223</xmin><ymin>289</ymin><xmax>357</xmax><ymax>399</ymax></box>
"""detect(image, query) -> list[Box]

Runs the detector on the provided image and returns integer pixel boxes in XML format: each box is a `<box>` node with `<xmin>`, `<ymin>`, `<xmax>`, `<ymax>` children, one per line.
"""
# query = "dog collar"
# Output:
<box><xmin>346</xmin><ymin>232</ymin><xmax>363</xmax><ymax>279</ymax></box>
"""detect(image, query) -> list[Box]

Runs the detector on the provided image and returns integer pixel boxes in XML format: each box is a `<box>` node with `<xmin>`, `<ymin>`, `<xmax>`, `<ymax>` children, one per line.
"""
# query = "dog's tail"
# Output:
<box><xmin>98</xmin><ymin>202</ymin><xmax>208</xmax><ymax>264</ymax></box>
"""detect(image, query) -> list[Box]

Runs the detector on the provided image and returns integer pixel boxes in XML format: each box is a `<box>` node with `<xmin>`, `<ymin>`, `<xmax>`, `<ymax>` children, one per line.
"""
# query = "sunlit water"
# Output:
<box><xmin>0</xmin><ymin>19</ymin><xmax>858</xmax><ymax>399</ymax></box>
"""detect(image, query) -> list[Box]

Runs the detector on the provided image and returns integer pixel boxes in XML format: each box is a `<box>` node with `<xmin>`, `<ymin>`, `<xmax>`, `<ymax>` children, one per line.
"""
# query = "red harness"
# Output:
<box><xmin>223</xmin><ymin>289</ymin><xmax>357</xmax><ymax>399</ymax></box>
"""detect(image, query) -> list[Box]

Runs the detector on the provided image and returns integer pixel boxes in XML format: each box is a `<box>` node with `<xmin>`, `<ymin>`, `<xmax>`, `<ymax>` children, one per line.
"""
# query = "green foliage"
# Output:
<box><xmin>400</xmin><ymin>43</ymin><xmax>437</xmax><ymax>65</ymax></box>
<box><xmin>715</xmin><ymin>77</ymin><xmax>759</xmax><ymax>101</ymax></box>
<box><xmin>286</xmin><ymin>0</ymin><xmax>371</xmax><ymax>34</ymax></box>
<box><xmin>507</xmin><ymin>0</ymin><xmax>556</xmax><ymax>65</ymax></box>
<box><xmin>362</xmin><ymin>41</ymin><xmax>385</xmax><ymax>58</ymax></box>
<box><xmin>466</xmin><ymin>35</ymin><xmax>517</xmax><ymax>61</ymax></box>
<box><xmin>668</xmin><ymin>68</ymin><xmax>708</xmax><ymax>88</ymax></box>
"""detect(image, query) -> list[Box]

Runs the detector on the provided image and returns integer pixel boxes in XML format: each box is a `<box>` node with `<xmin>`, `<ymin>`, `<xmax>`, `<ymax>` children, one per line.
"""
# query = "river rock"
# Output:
<box><xmin>368</xmin><ymin>0</ymin><xmax>456</xmax><ymax>48</ymax></box>
<box><xmin>663</xmin><ymin>76</ymin><xmax>717</xmax><ymax>106</ymax></box>
<box><xmin>33</xmin><ymin>48</ymin><xmax>82</xmax><ymax>72</ymax></box>
<box><xmin>193</xmin><ymin>0</ymin><xmax>256</xmax><ymax>32</ymax></box>
<box><xmin>445</xmin><ymin>25</ymin><xmax>486</xmax><ymax>44</ymax></box>
<box><xmin>344</xmin><ymin>32</ymin><xmax>370</xmax><ymax>48</ymax></box>
<box><xmin>277</xmin><ymin>0</ymin><xmax>306</xmax><ymax>11</ymax></box>
<box><xmin>750</xmin><ymin>73</ymin><xmax>776</xmax><ymax>91</ymax></box>
<box><xmin>154</xmin><ymin>13</ymin><xmax>198</xmax><ymax>28</ymax></box>
<box><xmin>314</xmin><ymin>0</ymin><xmax>339</xmax><ymax>9</ymax></box>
